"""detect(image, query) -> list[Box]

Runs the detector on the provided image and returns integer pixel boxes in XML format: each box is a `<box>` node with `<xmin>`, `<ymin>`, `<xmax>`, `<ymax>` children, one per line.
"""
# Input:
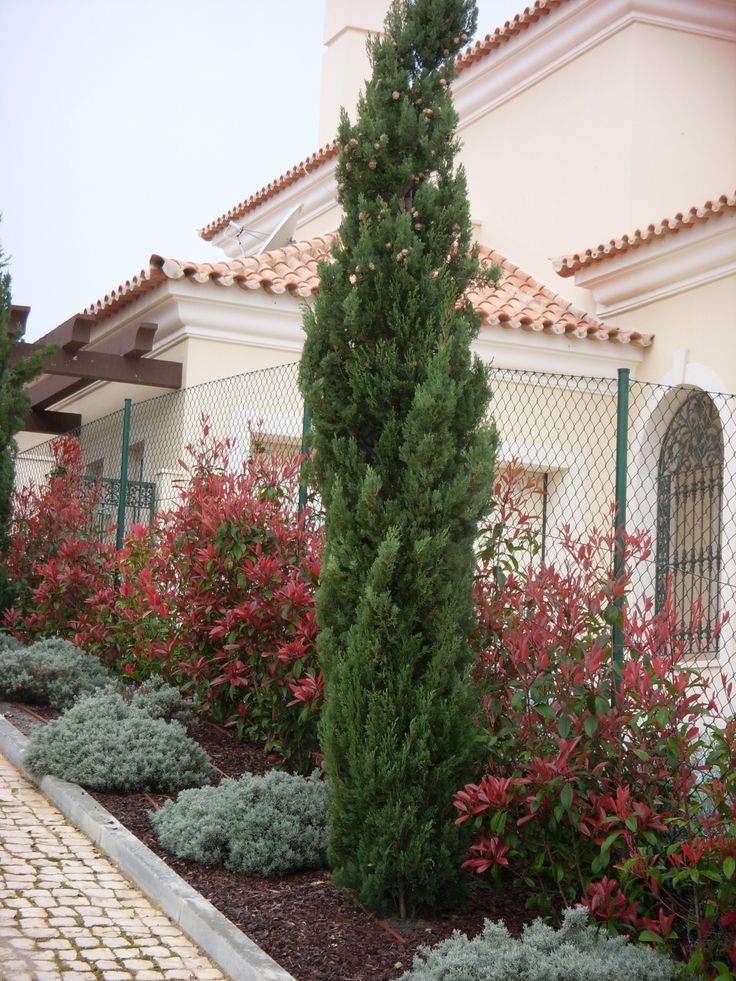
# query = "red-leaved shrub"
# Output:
<box><xmin>2</xmin><ymin>435</ymin><xmax>116</xmax><ymax>640</ymax></box>
<box><xmin>456</xmin><ymin>465</ymin><xmax>735</xmax><ymax>977</ymax></box>
<box><xmin>77</xmin><ymin>418</ymin><xmax>323</xmax><ymax>770</ymax></box>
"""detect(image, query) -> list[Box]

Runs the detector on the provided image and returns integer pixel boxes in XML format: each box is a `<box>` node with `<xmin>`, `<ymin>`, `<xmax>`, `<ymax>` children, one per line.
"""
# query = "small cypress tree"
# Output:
<box><xmin>299</xmin><ymin>0</ymin><xmax>499</xmax><ymax>917</ymax></box>
<box><xmin>0</xmin><ymin>240</ymin><xmax>52</xmax><ymax>609</ymax></box>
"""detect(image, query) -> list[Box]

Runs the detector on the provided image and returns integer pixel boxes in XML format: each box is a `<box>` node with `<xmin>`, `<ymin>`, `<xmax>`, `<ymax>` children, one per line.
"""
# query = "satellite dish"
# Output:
<box><xmin>260</xmin><ymin>203</ymin><xmax>303</xmax><ymax>253</ymax></box>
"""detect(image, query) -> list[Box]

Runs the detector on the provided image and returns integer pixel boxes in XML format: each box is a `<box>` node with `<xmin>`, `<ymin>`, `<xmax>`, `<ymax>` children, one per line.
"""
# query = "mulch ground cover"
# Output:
<box><xmin>4</xmin><ymin>703</ymin><xmax>536</xmax><ymax>981</ymax></box>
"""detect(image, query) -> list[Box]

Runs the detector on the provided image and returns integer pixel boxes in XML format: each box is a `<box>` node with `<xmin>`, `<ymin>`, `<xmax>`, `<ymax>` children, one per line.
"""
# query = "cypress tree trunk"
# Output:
<box><xmin>299</xmin><ymin>0</ymin><xmax>498</xmax><ymax>917</ymax></box>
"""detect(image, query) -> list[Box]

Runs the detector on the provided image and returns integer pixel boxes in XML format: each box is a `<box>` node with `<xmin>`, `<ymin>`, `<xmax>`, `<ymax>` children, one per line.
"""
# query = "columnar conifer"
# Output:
<box><xmin>0</xmin><ymin>241</ymin><xmax>50</xmax><ymax>608</ymax></box>
<box><xmin>299</xmin><ymin>0</ymin><xmax>498</xmax><ymax>917</ymax></box>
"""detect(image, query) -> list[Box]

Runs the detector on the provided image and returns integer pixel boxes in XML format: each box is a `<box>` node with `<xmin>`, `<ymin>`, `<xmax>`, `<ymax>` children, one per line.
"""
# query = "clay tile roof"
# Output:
<box><xmin>472</xmin><ymin>246</ymin><xmax>651</xmax><ymax>347</ymax></box>
<box><xmin>199</xmin><ymin>143</ymin><xmax>340</xmax><ymax>242</ymax></box>
<box><xmin>553</xmin><ymin>191</ymin><xmax>736</xmax><ymax>278</ymax></box>
<box><xmin>454</xmin><ymin>0</ymin><xmax>570</xmax><ymax>74</ymax></box>
<box><xmin>83</xmin><ymin>266</ymin><xmax>166</xmax><ymax>319</ymax></box>
<box><xmin>81</xmin><ymin>233</ymin><xmax>652</xmax><ymax>347</ymax></box>
<box><xmin>198</xmin><ymin>0</ymin><xmax>572</xmax><ymax>242</ymax></box>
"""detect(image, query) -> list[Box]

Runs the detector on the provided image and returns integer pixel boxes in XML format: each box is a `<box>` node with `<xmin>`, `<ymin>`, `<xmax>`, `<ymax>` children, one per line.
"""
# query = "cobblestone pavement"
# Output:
<box><xmin>0</xmin><ymin>753</ymin><xmax>227</xmax><ymax>981</ymax></box>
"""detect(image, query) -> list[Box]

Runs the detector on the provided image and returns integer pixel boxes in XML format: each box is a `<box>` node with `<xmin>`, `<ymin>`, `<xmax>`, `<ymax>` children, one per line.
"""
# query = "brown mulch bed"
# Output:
<box><xmin>4</xmin><ymin>704</ymin><xmax>536</xmax><ymax>981</ymax></box>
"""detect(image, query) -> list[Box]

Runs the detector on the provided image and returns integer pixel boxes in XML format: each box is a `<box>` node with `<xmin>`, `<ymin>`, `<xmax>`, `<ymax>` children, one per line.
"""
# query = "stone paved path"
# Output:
<box><xmin>0</xmin><ymin>753</ymin><xmax>227</xmax><ymax>981</ymax></box>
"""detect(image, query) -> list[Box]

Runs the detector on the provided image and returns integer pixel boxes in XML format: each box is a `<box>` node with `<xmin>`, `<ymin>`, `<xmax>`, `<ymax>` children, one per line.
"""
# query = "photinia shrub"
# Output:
<box><xmin>456</xmin><ymin>466</ymin><xmax>735</xmax><ymax>978</ymax></box>
<box><xmin>78</xmin><ymin>417</ymin><xmax>323</xmax><ymax>771</ymax></box>
<box><xmin>74</xmin><ymin>519</ymin><xmax>168</xmax><ymax>675</ymax></box>
<box><xmin>2</xmin><ymin>435</ymin><xmax>116</xmax><ymax>640</ymax></box>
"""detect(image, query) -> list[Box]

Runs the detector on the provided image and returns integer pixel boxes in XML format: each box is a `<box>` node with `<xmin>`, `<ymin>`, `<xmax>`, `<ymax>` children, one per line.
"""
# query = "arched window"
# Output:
<box><xmin>655</xmin><ymin>391</ymin><xmax>723</xmax><ymax>653</ymax></box>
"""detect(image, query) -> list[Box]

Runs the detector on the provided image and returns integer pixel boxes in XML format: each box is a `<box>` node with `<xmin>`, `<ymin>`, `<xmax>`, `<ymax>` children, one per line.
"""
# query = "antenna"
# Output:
<box><xmin>260</xmin><ymin>203</ymin><xmax>303</xmax><ymax>253</ymax></box>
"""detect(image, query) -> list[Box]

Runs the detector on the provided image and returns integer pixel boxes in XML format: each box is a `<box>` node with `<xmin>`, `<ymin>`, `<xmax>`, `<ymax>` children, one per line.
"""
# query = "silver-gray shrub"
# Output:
<box><xmin>0</xmin><ymin>637</ymin><xmax>112</xmax><ymax>709</ymax></box>
<box><xmin>23</xmin><ymin>690</ymin><xmax>211</xmax><ymax>792</ymax></box>
<box><xmin>398</xmin><ymin>907</ymin><xmax>676</xmax><ymax>981</ymax></box>
<box><xmin>151</xmin><ymin>769</ymin><xmax>329</xmax><ymax>877</ymax></box>
<box><xmin>123</xmin><ymin>675</ymin><xmax>197</xmax><ymax>726</ymax></box>
<box><xmin>0</xmin><ymin>633</ymin><xmax>23</xmax><ymax>653</ymax></box>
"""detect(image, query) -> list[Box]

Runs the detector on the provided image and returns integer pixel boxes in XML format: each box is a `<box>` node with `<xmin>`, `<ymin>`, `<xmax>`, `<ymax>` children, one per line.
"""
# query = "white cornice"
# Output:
<box><xmin>569</xmin><ymin>212</ymin><xmax>736</xmax><ymax>316</ymax></box>
<box><xmin>473</xmin><ymin>320</ymin><xmax>643</xmax><ymax>378</ymax></box>
<box><xmin>453</xmin><ymin>0</ymin><xmax>736</xmax><ymax>131</ymax></box>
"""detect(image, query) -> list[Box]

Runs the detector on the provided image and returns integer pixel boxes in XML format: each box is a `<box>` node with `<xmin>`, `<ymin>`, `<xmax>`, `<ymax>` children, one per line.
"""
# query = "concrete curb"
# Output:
<box><xmin>0</xmin><ymin>713</ymin><xmax>297</xmax><ymax>981</ymax></box>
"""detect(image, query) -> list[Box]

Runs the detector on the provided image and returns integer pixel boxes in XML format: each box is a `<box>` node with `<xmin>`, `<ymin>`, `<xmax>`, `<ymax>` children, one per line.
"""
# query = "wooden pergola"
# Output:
<box><xmin>10</xmin><ymin>306</ymin><xmax>183</xmax><ymax>434</ymax></box>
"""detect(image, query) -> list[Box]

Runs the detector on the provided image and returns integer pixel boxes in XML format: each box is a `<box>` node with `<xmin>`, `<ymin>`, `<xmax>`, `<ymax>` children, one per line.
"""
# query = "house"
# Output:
<box><xmin>15</xmin><ymin>0</ymin><xmax>736</xmax><ymax>695</ymax></box>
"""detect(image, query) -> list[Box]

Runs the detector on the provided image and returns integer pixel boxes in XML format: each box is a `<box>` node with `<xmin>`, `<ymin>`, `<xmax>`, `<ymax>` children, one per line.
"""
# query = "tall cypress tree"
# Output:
<box><xmin>0</xmin><ymin>240</ymin><xmax>51</xmax><ymax>609</ymax></box>
<box><xmin>300</xmin><ymin>0</ymin><xmax>499</xmax><ymax>917</ymax></box>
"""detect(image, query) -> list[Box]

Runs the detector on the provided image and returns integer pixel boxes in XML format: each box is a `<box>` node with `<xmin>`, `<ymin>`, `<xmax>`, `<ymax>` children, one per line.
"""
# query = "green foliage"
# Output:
<box><xmin>398</xmin><ymin>907</ymin><xmax>677</xmax><ymax>981</ymax></box>
<box><xmin>151</xmin><ymin>769</ymin><xmax>329</xmax><ymax>877</ymax></box>
<box><xmin>0</xmin><ymin>636</ymin><xmax>112</xmax><ymax>709</ymax></box>
<box><xmin>0</xmin><ymin>237</ymin><xmax>54</xmax><ymax>609</ymax></box>
<box><xmin>299</xmin><ymin>0</ymin><xmax>497</xmax><ymax>917</ymax></box>
<box><xmin>23</xmin><ymin>690</ymin><xmax>211</xmax><ymax>792</ymax></box>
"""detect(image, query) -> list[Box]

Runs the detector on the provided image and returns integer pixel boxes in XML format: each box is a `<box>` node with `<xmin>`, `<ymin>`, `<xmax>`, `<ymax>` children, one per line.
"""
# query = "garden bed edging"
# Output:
<box><xmin>0</xmin><ymin>711</ymin><xmax>297</xmax><ymax>981</ymax></box>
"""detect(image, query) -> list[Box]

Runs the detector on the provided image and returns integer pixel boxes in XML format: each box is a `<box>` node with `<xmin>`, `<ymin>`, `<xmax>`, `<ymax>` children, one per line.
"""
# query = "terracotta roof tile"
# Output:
<box><xmin>198</xmin><ymin>144</ymin><xmax>340</xmax><ymax>242</ymax></box>
<box><xmin>79</xmin><ymin>234</ymin><xmax>651</xmax><ymax>348</ymax></box>
<box><xmin>83</xmin><ymin>267</ymin><xmax>166</xmax><ymax>319</ymax></box>
<box><xmin>198</xmin><ymin>1</ymin><xmax>573</xmax><ymax>242</ymax></box>
<box><xmin>553</xmin><ymin>191</ymin><xmax>736</xmax><ymax>278</ymax></box>
<box><xmin>454</xmin><ymin>0</ymin><xmax>570</xmax><ymax>74</ymax></box>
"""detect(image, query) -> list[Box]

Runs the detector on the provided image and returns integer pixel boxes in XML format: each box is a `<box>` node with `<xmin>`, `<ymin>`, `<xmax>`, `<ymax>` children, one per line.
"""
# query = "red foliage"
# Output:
<box><xmin>2</xmin><ymin>435</ymin><xmax>116</xmax><ymax>640</ymax></box>
<box><xmin>457</xmin><ymin>463</ymin><xmax>735</xmax><ymax>977</ymax></box>
<box><xmin>77</xmin><ymin>418</ymin><xmax>323</xmax><ymax>770</ymax></box>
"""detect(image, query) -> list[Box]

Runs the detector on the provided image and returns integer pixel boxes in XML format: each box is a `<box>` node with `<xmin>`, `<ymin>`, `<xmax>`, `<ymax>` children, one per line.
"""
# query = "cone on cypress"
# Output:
<box><xmin>299</xmin><ymin>0</ymin><xmax>499</xmax><ymax>917</ymax></box>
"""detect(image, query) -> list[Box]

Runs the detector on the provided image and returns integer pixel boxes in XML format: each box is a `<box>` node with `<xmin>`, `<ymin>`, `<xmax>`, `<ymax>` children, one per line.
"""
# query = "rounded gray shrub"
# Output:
<box><xmin>151</xmin><ymin>770</ymin><xmax>329</xmax><ymax>877</ymax></box>
<box><xmin>124</xmin><ymin>675</ymin><xmax>197</xmax><ymax>726</ymax></box>
<box><xmin>0</xmin><ymin>636</ymin><xmax>112</xmax><ymax>709</ymax></box>
<box><xmin>0</xmin><ymin>633</ymin><xmax>23</xmax><ymax>653</ymax></box>
<box><xmin>398</xmin><ymin>907</ymin><xmax>675</xmax><ymax>981</ymax></box>
<box><xmin>23</xmin><ymin>690</ymin><xmax>211</xmax><ymax>792</ymax></box>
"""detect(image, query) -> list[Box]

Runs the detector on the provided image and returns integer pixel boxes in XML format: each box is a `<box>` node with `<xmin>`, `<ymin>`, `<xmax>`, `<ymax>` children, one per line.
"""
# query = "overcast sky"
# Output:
<box><xmin>1</xmin><ymin>0</ymin><xmax>524</xmax><ymax>341</ymax></box>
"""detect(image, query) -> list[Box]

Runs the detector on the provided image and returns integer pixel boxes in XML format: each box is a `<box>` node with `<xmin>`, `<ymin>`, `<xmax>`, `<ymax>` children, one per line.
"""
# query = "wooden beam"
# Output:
<box><xmin>9</xmin><ymin>305</ymin><xmax>30</xmax><ymax>337</ymax></box>
<box><xmin>98</xmin><ymin>322</ymin><xmax>158</xmax><ymax>359</ymax></box>
<box><xmin>28</xmin><ymin>377</ymin><xmax>90</xmax><ymax>412</ymax></box>
<box><xmin>16</xmin><ymin>346</ymin><xmax>181</xmax><ymax>387</ymax></box>
<box><xmin>34</xmin><ymin>313</ymin><xmax>96</xmax><ymax>351</ymax></box>
<box><xmin>22</xmin><ymin>408</ymin><xmax>82</xmax><ymax>435</ymax></box>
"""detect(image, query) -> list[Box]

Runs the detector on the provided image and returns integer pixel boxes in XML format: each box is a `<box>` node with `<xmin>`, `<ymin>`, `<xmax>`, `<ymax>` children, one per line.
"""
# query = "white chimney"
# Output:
<box><xmin>319</xmin><ymin>0</ymin><xmax>391</xmax><ymax>147</ymax></box>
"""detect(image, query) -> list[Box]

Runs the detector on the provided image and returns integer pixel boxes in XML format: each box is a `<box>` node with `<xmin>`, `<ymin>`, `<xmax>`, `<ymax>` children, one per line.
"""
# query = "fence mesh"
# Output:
<box><xmin>14</xmin><ymin>360</ymin><xmax>736</xmax><ymax>715</ymax></box>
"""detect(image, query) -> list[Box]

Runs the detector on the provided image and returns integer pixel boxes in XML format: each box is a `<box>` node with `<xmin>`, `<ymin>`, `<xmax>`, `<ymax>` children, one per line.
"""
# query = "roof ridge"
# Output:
<box><xmin>553</xmin><ymin>190</ymin><xmax>736</xmax><ymax>278</ymax></box>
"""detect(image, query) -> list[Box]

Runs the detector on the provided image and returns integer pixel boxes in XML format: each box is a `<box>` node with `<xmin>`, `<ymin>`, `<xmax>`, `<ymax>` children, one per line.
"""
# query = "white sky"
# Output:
<box><xmin>1</xmin><ymin>0</ymin><xmax>525</xmax><ymax>341</ymax></box>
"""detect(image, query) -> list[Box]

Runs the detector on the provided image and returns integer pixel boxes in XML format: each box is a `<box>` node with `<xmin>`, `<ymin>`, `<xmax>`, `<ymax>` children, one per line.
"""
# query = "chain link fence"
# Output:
<box><xmin>14</xmin><ymin>360</ymin><xmax>736</xmax><ymax>714</ymax></box>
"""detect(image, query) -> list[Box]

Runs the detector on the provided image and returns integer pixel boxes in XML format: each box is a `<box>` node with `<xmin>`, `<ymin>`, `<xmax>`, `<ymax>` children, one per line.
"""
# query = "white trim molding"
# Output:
<box><xmin>566</xmin><ymin>212</ymin><xmax>736</xmax><ymax>317</ymax></box>
<box><xmin>449</xmin><ymin>0</ymin><xmax>735</xmax><ymax>132</ymax></box>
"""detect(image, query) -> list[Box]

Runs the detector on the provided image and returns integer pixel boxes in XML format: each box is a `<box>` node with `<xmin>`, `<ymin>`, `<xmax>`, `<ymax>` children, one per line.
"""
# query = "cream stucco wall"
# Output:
<box><xmin>450</xmin><ymin>20</ymin><xmax>735</xmax><ymax>316</ymax></box>
<box><xmin>609</xmin><ymin>274</ymin><xmax>736</xmax><ymax>390</ymax></box>
<box><xmin>302</xmin><ymin>8</ymin><xmax>736</xmax><ymax>332</ymax></box>
<box><xmin>181</xmin><ymin>336</ymin><xmax>300</xmax><ymax>388</ymax></box>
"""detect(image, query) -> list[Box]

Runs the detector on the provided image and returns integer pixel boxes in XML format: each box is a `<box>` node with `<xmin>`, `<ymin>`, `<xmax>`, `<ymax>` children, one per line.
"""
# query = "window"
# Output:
<box><xmin>655</xmin><ymin>391</ymin><xmax>723</xmax><ymax>653</ymax></box>
<box><xmin>85</xmin><ymin>458</ymin><xmax>104</xmax><ymax>480</ymax></box>
<box><xmin>249</xmin><ymin>431</ymin><xmax>303</xmax><ymax>461</ymax></box>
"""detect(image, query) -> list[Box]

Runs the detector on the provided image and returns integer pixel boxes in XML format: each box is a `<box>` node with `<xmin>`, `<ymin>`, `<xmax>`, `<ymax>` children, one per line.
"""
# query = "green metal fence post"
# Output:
<box><xmin>612</xmin><ymin>368</ymin><xmax>630</xmax><ymax>688</ymax></box>
<box><xmin>298</xmin><ymin>400</ymin><xmax>311</xmax><ymax>518</ymax></box>
<box><xmin>115</xmin><ymin>399</ymin><xmax>132</xmax><ymax>551</ymax></box>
